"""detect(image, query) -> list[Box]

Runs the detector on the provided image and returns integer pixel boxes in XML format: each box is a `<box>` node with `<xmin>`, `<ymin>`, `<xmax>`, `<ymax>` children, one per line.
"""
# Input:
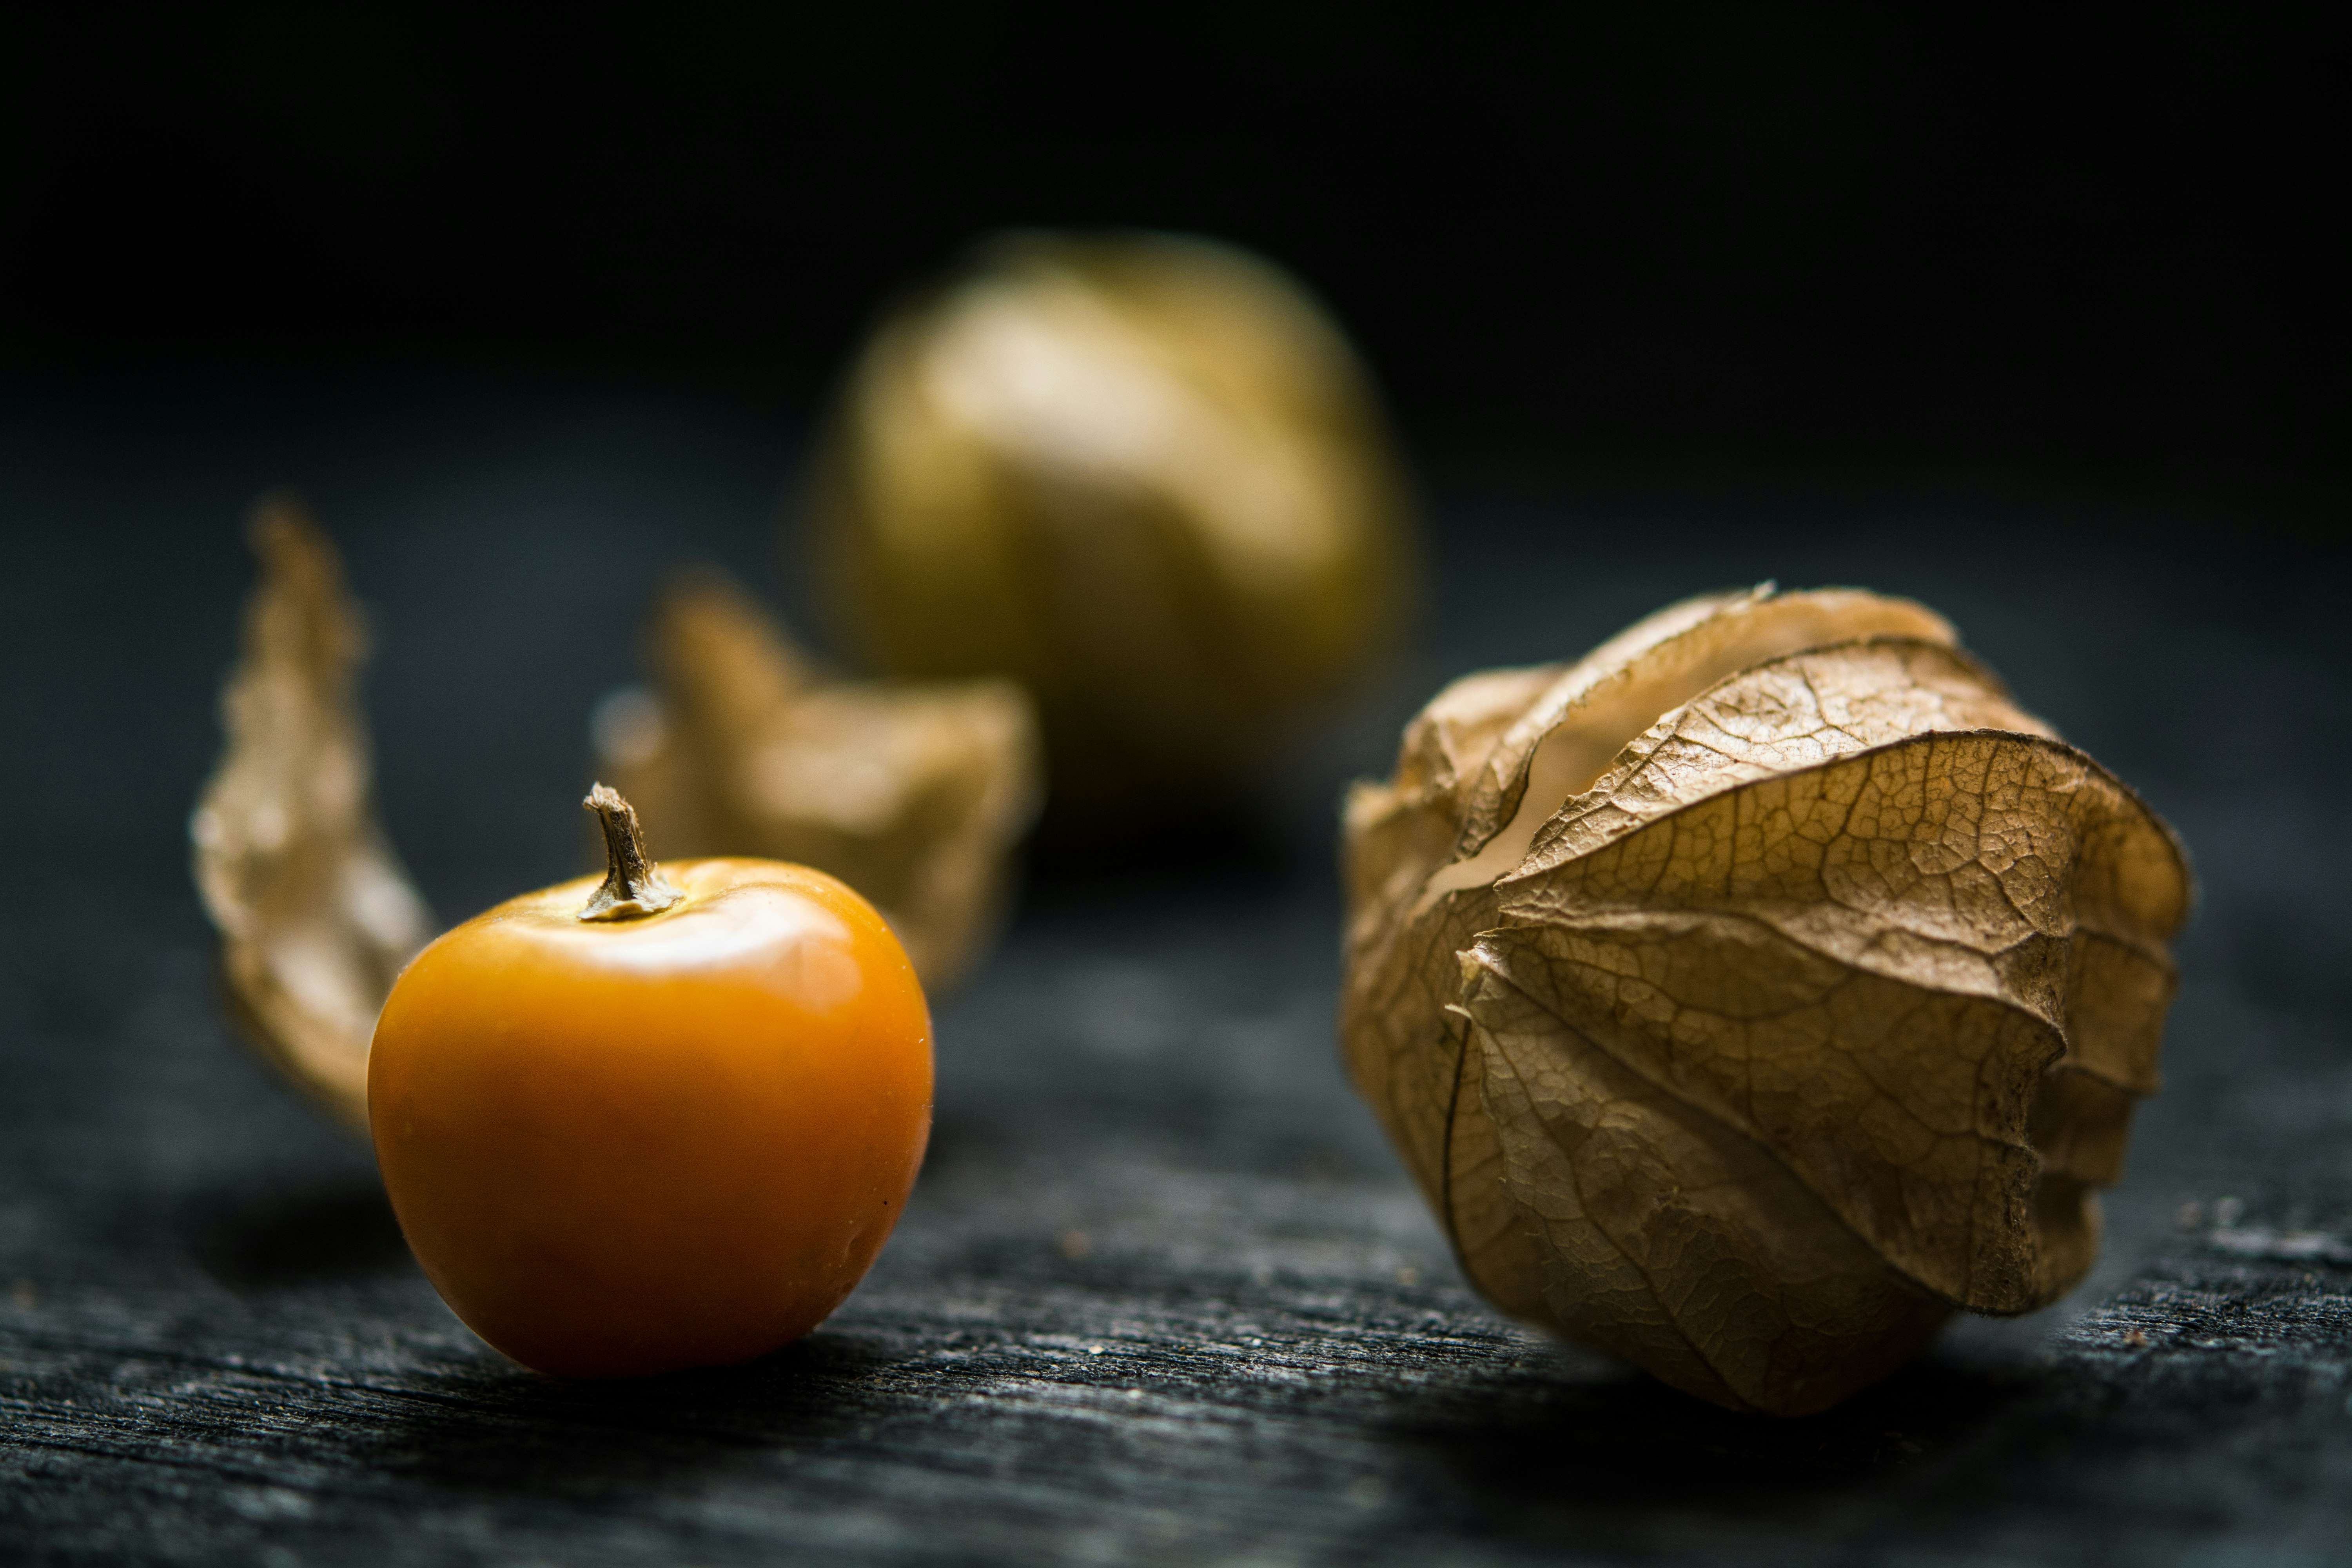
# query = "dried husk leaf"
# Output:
<box><xmin>1341</xmin><ymin>585</ymin><xmax>2190</xmax><ymax>1415</ymax></box>
<box><xmin>193</xmin><ymin>510</ymin><xmax>1036</xmax><ymax>1133</ymax></box>
<box><xmin>190</xmin><ymin>495</ymin><xmax>432</xmax><ymax>1133</ymax></box>
<box><xmin>594</xmin><ymin>571</ymin><xmax>1042</xmax><ymax>991</ymax></box>
<box><xmin>811</xmin><ymin>230</ymin><xmax>1416</xmax><ymax>818</ymax></box>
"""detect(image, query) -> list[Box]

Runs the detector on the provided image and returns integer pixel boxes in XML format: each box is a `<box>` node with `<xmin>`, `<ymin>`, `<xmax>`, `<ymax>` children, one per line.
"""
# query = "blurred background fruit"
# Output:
<box><xmin>808</xmin><ymin>232</ymin><xmax>1417</xmax><ymax>825</ymax></box>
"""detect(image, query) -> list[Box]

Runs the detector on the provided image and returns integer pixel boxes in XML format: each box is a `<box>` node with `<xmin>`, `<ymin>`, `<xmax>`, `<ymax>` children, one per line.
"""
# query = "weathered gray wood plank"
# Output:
<box><xmin>4</xmin><ymin>385</ymin><xmax>2348</xmax><ymax>1564</ymax></box>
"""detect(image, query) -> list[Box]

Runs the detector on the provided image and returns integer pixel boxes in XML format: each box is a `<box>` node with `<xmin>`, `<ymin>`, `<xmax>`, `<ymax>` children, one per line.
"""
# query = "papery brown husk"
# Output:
<box><xmin>593</xmin><ymin>570</ymin><xmax>1041</xmax><ymax>991</ymax></box>
<box><xmin>191</xmin><ymin>495</ymin><xmax>433</xmax><ymax>1132</ymax></box>
<box><xmin>1340</xmin><ymin>586</ymin><xmax>2190</xmax><ymax>1415</ymax></box>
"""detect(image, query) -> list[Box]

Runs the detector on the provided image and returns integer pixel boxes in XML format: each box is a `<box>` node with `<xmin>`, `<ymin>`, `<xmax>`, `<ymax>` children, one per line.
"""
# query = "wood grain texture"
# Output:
<box><xmin>3</xmin><ymin>385</ymin><xmax>2348</xmax><ymax>1564</ymax></box>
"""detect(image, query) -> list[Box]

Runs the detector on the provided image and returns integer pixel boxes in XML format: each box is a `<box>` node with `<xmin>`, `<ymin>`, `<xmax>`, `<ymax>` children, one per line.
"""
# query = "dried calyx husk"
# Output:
<box><xmin>191</xmin><ymin>494</ymin><xmax>433</xmax><ymax>1133</ymax></box>
<box><xmin>810</xmin><ymin>229</ymin><xmax>1416</xmax><ymax>822</ymax></box>
<box><xmin>590</xmin><ymin>570</ymin><xmax>1041</xmax><ymax>991</ymax></box>
<box><xmin>196</xmin><ymin>510</ymin><xmax>1040</xmax><ymax>1138</ymax></box>
<box><xmin>1341</xmin><ymin>585</ymin><xmax>2191</xmax><ymax>1416</ymax></box>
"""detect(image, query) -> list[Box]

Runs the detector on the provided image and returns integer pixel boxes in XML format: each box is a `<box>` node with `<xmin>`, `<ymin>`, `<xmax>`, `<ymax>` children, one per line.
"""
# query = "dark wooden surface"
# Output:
<box><xmin>4</xmin><ymin>382</ymin><xmax>2348</xmax><ymax>1565</ymax></box>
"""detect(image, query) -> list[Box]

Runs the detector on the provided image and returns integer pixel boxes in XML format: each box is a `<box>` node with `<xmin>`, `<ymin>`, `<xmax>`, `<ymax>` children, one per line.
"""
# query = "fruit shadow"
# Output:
<box><xmin>186</xmin><ymin>1181</ymin><xmax>955</xmax><ymax>1504</ymax></box>
<box><xmin>352</xmin><ymin>1332</ymin><xmax>906</xmax><ymax>1502</ymax></box>
<box><xmin>1382</xmin><ymin>1348</ymin><xmax>2040</xmax><ymax>1527</ymax></box>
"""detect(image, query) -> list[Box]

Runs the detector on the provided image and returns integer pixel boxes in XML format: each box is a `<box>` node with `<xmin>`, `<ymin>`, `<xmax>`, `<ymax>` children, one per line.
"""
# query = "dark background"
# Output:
<box><xmin>6</xmin><ymin>7</ymin><xmax>2344</xmax><ymax>497</ymax></box>
<box><xmin>6</xmin><ymin>13</ymin><xmax>2352</xmax><ymax>1566</ymax></box>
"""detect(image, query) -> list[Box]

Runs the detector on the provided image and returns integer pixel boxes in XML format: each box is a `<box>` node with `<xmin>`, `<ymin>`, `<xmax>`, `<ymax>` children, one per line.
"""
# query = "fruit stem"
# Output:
<box><xmin>579</xmin><ymin>784</ymin><xmax>685</xmax><ymax>921</ymax></box>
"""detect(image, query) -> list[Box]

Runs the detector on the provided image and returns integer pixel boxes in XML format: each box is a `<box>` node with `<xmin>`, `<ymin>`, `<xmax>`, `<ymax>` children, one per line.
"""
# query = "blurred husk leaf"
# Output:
<box><xmin>191</xmin><ymin>494</ymin><xmax>432</xmax><ymax>1132</ymax></box>
<box><xmin>593</xmin><ymin>570</ymin><xmax>1041</xmax><ymax>991</ymax></box>
<box><xmin>1340</xmin><ymin>585</ymin><xmax>2191</xmax><ymax>1415</ymax></box>
<box><xmin>194</xmin><ymin>505</ymin><xmax>1041</xmax><ymax>1141</ymax></box>
<box><xmin>809</xmin><ymin>229</ymin><xmax>1417</xmax><ymax>824</ymax></box>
